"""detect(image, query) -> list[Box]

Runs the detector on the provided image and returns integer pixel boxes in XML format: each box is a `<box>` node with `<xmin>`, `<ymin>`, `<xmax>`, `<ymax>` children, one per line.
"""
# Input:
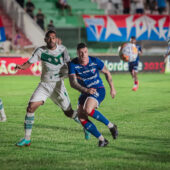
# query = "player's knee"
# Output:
<box><xmin>84</xmin><ymin>107</ymin><xmax>92</xmax><ymax>115</ymax></box>
<box><xmin>27</xmin><ymin>104</ymin><xmax>35</xmax><ymax>113</ymax></box>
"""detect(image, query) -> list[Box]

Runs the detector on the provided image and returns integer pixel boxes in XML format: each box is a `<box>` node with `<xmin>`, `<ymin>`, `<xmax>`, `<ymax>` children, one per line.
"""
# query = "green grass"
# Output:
<box><xmin>0</xmin><ymin>73</ymin><xmax>170</xmax><ymax>170</ymax></box>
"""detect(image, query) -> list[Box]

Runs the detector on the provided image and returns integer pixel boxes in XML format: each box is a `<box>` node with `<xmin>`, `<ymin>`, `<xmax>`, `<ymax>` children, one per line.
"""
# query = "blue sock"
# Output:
<box><xmin>89</xmin><ymin>110</ymin><xmax>109</xmax><ymax>126</ymax></box>
<box><xmin>82</xmin><ymin>120</ymin><xmax>101</xmax><ymax>138</ymax></box>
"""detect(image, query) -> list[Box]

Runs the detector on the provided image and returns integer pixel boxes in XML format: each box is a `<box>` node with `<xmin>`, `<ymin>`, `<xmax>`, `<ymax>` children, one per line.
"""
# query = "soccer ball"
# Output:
<box><xmin>119</xmin><ymin>43</ymin><xmax>138</xmax><ymax>62</ymax></box>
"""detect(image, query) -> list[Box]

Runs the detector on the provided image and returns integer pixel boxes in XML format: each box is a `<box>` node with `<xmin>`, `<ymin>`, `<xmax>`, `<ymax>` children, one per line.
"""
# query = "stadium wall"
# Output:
<box><xmin>0</xmin><ymin>55</ymin><xmax>164</xmax><ymax>76</ymax></box>
<box><xmin>96</xmin><ymin>55</ymin><xmax>165</xmax><ymax>73</ymax></box>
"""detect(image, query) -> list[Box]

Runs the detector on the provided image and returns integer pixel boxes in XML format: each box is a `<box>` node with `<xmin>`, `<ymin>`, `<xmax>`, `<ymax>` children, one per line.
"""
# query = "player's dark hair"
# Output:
<box><xmin>131</xmin><ymin>36</ymin><xmax>136</xmax><ymax>40</ymax></box>
<box><xmin>77</xmin><ymin>43</ymin><xmax>87</xmax><ymax>50</ymax></box>
<box><xmin>45</xmin><ymin>30</ymin><xmax>57</xmax><ymax>38</ymax></box>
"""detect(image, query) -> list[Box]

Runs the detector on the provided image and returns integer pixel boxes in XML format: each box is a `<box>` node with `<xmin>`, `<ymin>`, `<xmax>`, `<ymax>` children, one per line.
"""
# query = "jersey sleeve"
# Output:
<box><xmin>137</xmin><ymin>45</ymin><xmax>142</xmax><ymax>53</ymax></box>
<box><xmin>68</xmin><ymin>61</ymin><xmax>76</xmax><ymax>75</ymax></box>
<box><xmin>165</xmin><ymin>46</ymin><xmax>170</xmax><ymax>55</ymax></box>
<box><xmin>95</xmin><ymin>57</ymin><xmax>104</xmax><ymax>70</ymax></box>
<box><xmin>28</xmin><ymin>48</ymin><xmax>41</xmax><ymax>64</ymax></box>
<box><xmin>63</xmin><ymin>47</ymin><xmax>70</xmax><ymax>63</ymax></box>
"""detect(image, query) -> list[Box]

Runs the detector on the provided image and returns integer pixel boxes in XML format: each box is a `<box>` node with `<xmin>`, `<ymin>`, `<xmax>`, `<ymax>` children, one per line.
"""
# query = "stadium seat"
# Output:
<box><xmin>0</xmin><ymin>7</ymin><xmax>32</xmax><ymax>47</ymax></box>
<box><xmin>31</xmin><ymin>0</ymin><xmax>105</xmax><ymax>28</ymax></box>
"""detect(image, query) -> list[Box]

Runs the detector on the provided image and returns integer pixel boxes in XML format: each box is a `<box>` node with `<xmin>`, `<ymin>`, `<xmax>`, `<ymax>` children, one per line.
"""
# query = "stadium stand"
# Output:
<box><xmin>0</xmin><ymin>7</ymin><xmax>32</xmax><ymax>48</ymax></box>
<box><xmin>0</xmin><ymin>0</ymin><xmax>168</xmax><ymax>55</ymax></box>
<box><xmin>31</xmin><ymin>0</ymin><xmax>105</xmax><ymax>28</ymax></box>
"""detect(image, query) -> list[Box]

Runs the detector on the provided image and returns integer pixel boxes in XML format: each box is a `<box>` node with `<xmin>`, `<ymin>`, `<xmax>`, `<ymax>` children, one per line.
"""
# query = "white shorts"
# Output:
<box><xmin>29</xmin><ymin>81</ymin><xmax>71</xmax><ymax>111</ymax></box>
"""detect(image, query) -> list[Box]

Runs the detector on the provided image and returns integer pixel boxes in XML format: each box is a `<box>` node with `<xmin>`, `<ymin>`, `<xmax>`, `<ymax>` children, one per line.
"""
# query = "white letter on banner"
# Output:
<box><xmin>126</xmin><ymin>15</ymin><xmax>135</xmax><ymax>40</ymax></box>
<box><xmin>0</xmin><ymin>60</ymin><xmax>8</xmax><ymax>74</ymax></box>
<box><xmin>145</xmin><ymin>16</ymin><xmax>159</xmax><ymax>38</ymax></box>
<box><xmin>158</xmin><ymin>17</ymin><xmax>167</xmax><ymax>40</ymax></box>
<box><xmin>105</xmin><ymin>16</ymin><xmax>122</xmax><ymax>40</ymax></box>
<box><xmin>8</xmin><ymin>63</ymin><xmax>17</xmax><ymax>74</ymax></box>
<box><xmin>135</xmin><ymin>16</ymin><xmax>147</xmax><ymax>38</ymax></box>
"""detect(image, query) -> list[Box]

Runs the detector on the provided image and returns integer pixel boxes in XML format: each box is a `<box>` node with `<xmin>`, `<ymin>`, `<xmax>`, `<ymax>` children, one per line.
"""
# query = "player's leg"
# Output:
<box><xmin>84</xmin><ymin>96</ymin><xmax>118</xmax><ymax>140</ymax></box>
<box><xmin>16</xmin><ymin>82</ymin><xmax>49</xmax><ymax>147</ymax></box>
<box><xmin>132</xmin><ymin>64</ymin><xmax>139</xmax><ymax>91</ymax></box>
<box><xmin>0</xmin><ymin>99</ymin><xmax>7</xmax><ymax>122</ymax></box>
<box><xmin>129</xmin><ymin>62</ymin><xmax>139</xmax><ymax>91</ymax></box>
<box><xmin>16</xmin><ymin>101</ymin><xmax>43</xmax><ymax>147</ymax></box>
<box><xmin>78</xmin><ymin>102</ymin><xmax>108</xmax><ymax>147</ymax></box>
<box><xmin>50</xmin><ymin>80</ymin><xmax>90</xmax><ymax>140</ymax></box>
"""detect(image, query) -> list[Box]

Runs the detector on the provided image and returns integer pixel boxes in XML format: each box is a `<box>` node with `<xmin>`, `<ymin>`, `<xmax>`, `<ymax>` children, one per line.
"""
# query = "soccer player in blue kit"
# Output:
<box><xmin>129</xmin><ymin>36</ymin><xmax>142</xmax><ymax>91</ymax></box>
<box><xmin>68</xmin><ymin>43</ymin><xmax>118</xmax><ymax>147</ymax></box>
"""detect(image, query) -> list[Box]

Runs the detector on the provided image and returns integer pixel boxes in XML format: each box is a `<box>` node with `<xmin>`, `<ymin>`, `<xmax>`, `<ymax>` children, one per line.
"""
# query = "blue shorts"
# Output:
<box><xmin>128</xmin><ymin>61</ymin><xmax>138</xmax><ymax>72</ymax></box>
<box><xmin>78</xmin><ymin>87</ymin><xmax>105</xmax><ymax>107</ymax></box>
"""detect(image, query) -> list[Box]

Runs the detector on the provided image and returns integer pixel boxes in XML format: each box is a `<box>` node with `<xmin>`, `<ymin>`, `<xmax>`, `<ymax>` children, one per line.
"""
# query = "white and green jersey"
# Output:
<box><xmin>28</xmin><ymin>45</ymin><xmax>70</xmax><ymax>82</ymax></box>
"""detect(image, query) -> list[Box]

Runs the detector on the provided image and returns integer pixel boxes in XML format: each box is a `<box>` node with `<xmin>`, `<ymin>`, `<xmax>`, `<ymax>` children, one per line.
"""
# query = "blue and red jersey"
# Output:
<box><xmin>69</xmin><ymin>56</ymin><xmax>104</xmax><ymax>89</ymax></box>
<box><xmin>129</xmin><ymin>44</ymin><xmax>142</xmax><ymax>64</ymax></box>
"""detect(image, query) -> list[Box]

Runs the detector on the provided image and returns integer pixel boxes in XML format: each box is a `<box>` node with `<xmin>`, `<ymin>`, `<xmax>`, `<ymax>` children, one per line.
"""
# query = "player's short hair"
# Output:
<box><xmin>45</xmin><ymin>30</ymin><xmax>57</xmax><ymax>38</ymax></box>
<box><xmin>130</xmin><ymin>36</ymin><xmax>136</xmax><ymax>40</ymax></box>
<box><xmin>77</xmin><ymin>43</ymin><xmax>87</xmax><ymax>50</ymax></box>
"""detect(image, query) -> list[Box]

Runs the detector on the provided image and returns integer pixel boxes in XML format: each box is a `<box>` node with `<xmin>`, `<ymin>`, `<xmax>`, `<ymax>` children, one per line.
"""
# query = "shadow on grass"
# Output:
<box><xmin>120</xmin><ymin>134</ymin><xmax>170</xmax><ymax>144</ymax></box>
<box><xmin>33</xmin><ymin>123</ymin><xmax>82</xmax><ymax>133</ymax></box>
<box><xmin>113</xmin><ymin>145</ymin><xmax>170</xmax><ymax>163</ymax></box>
<box><xmin>145</xmin><ymin>105</ymin><xmax>170</xmax><ymax>113</ymax></box>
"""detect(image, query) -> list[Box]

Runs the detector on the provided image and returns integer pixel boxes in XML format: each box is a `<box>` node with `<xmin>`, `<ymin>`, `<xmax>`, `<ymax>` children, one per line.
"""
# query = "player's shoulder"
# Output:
<box><xmin>89</xmin><ymin>56</ymin><xmax>101</xmax><ymax>63</ymax></box>
<box><xmin>57</xmin><ymin>44</ymin><xmax>66</xmax><ymax>51</ymax></box>
<box><xmin>89</xmin><ymin>56</ymin><xmax>97</xmax><ymax>61</ymax></box>
<box><xmin>70</xmin><ymin>57</ymin><xmax>78</xmax><ymax>64</ymax></box>
<box><xmin>35</xmin><ymin>46</ymin><xmax>46</xmax><ymax>52</ymax></box>
<box><xmin>32</xmin><ymin>46</ymin><xmax>46</xmax><ymax>55</ymax></box>
<box><xmin>136</xmin><ymin>44</ymin><xmax>142</xmax><ymax>49</ymax></box>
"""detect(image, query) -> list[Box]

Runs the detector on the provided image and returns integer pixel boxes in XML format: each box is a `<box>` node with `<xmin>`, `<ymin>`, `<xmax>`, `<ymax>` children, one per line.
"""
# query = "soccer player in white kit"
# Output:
<box><xmin>15</xmin><ymin>30</ymin><xmax>90</xmax><ymax>147</ymax></box>
<box><xmin>0</xmin><ymin>99</ymin><xmax>7</xmax><ymax>122</ymax></box>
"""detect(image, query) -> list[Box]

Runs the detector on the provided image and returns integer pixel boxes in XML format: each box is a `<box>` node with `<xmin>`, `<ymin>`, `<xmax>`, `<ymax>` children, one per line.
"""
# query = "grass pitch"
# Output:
<box><xmin>0</xmin><ymin>73</ymin><xmax>170</xmax><ymax>170</ymax></box>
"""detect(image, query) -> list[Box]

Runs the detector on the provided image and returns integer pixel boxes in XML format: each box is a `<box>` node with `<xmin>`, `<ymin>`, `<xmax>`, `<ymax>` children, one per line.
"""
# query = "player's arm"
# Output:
<box><xmin>138</xmin><ymin>46</ymin><xmax>143</xmax><ymax>55</ymax></box>
<box><xmin>164</xmin><ymin>51</ymin><xmax>170</xmax><ymax>59</ymax></box>
<box><xmin>15</xmin><ymin>61</ymin><xmax>32</xmax><ymax>70</ymax></box>
<box><xmin>69</xmin><ymin>74</ymin><xmax>96</xmax><ymax>94</ymax></box>
<box><xmin>101</xmin><ymin>66</ymin><xmax>116</xmax><ymax>98</ymax></box>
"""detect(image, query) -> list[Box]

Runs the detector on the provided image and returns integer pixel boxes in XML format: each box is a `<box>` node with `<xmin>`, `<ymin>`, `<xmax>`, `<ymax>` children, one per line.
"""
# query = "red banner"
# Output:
<box><xmin>0</xmin><ymin>57</ymin><xmax>41</xmax><ymax>76</ymax></box>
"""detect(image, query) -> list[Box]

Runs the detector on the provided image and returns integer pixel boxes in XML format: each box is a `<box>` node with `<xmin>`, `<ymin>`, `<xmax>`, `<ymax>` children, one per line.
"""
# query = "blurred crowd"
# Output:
<box><xmin>108</xmin><ymin>0</ymin><xmax>169</xmax><ymax>15</ymax></box>
<box><xmin>15</xmin><ymin>0</ymin><xmax>169</xmax><ymax>32</ymax></box>
<box><xmin>15</xmin><ymin>0</ymin><xmax>73</xmax><ymax>32</ymax></box>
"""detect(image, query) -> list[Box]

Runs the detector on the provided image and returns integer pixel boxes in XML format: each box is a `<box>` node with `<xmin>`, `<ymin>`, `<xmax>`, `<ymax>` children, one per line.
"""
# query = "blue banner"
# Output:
<box><xmin>83</xmin><ymin>15</ymin><xmax>170</xmax><ymax>42</ymax></box>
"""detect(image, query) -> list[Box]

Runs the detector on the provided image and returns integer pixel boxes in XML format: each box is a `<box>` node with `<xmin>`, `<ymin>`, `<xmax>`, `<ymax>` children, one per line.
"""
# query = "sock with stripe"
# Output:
<box><xmin>89</xmin><ymin>109</ymin><xmax>112</xmax><ymax>126</ymax></box>
<box><xmin>72</xmin><ymin>110</ymin><xmax>81</xmax><ymax>124</ymax></box>
<box><xmin>134</xmin><ymin>80</ymin><xmax>138</xmax><ymax>85</ymax></box>
<box><xmin>24</xmin><ymin>112</ymin><xmax>34</xmax><ymax>140</ymax></box>
<box><xmin>81</xmin><ymin>120</ymin><xmax>101</xmax><ymax>139</ymax></box>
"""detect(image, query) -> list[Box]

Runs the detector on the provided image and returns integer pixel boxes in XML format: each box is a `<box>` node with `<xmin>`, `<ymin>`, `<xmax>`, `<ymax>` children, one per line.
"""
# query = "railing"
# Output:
<box><xmin>0</xmin><ymin>0</ymin><xmax>45</xmax><ymax>47</ymax></box>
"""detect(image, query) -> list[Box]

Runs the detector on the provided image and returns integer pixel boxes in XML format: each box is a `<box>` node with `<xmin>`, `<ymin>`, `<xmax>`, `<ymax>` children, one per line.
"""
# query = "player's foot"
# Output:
<box><xmin>98</xmin><ymin>139</ymin><xmax>109</xmax><ymax>147</ymax></box>
<box><xmin>109</xmin><ymin>125</ymin><xmax>118</xmax><ymax>139</ymax></box>
<box><xmin>84</xmin><ymin>129</ymin><xmax>90</xmax><ymax>140</ymax></box>
<box><xmin>0</xmin><ymin>117</ymin><xmax>7</xmax><ymax>122</ymax></box>
<box><xmin>132</xmin><ymin>81</ymin><xmax>139</xmax><ymax>91</ymax></box>
<box><xmin>16</xmin><ymin>138</ymin><xmax>31</xmax><ymax>147</ymax></box>
<box><xmin>132</xmin><ymin>86</ymin><xmax>138</xmax><ymax>91</ymax></box>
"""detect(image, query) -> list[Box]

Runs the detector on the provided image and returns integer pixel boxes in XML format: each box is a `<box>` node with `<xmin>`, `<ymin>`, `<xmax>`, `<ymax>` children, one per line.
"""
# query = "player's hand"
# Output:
<box><xmin>86</xmin><ymin>88</ymin><xmax>96</xmax><ymax>94</ymax></box>
<box><xmin>15</xmin><ymin>64</ymin><xmax>22</xmax><ymax>70</ymax></box>
<box><xmin>110</xmin><ymin>88</ymin><xmax>116</xmax><ymax>98</ymax></box>
<box><xmin>56</xmin><ymin>38</ymin><xmax>62</xmax><ymax>45</ymax></box>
